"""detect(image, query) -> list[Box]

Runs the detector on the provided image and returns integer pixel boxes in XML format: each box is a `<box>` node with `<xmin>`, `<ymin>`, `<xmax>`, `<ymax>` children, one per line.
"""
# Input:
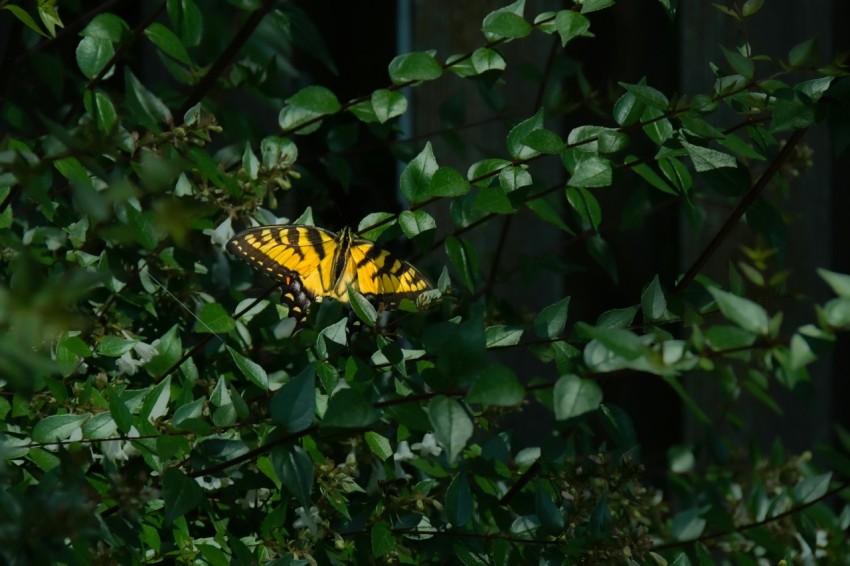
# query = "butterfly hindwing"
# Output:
<box><xmin>227</xmin><ymin>224</ymin><xmax>432</xmax><ymax>324</ymax></box>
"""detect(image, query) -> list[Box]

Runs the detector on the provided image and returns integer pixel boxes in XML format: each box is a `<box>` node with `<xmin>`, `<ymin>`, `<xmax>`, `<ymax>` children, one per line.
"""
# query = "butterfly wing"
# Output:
<box><xmin>226</xmin><ymin>225</ymin><xmax>340</xmax><ymax>321</ymax></box>
<box><xmin>346</xmin><ymin>237</ymin><xmax>432</xmax><ymax>308</ymax></box>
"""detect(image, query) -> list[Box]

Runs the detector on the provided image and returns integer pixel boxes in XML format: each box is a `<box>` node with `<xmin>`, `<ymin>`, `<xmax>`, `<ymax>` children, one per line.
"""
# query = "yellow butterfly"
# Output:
<box><xmin>226</xmin><ymin>224</ymin><xmax>432</xmax><ymax>323</ymax></box>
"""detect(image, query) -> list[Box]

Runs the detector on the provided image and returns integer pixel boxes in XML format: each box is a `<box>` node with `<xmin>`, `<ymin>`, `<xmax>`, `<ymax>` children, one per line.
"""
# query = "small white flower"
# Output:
<box><xmin>195</xmin><ymin>475</ymin><xmax>222</xmax><ymax>490</ymax></box>
<box><xmin>133</xmin><ymin>339</ymin><xmax>159</xmax><ymax>363</ymax></box>
<box><xmin>393</xmin><ymin>440</ymin><xmax>415</xmax><ymax>462</ymax></box>
<box><xmin>257</xmin><ymin>208</ymin><xmax>289</xmax><ymax>226</ymax></box>
<box><xmin>44</xmin><ymin>426</ymin><xmax>83</xmax><ymax>452</ymax></box>
<box><xmin>393</xmin><ymin>459</ymin><xmax>412</xmax><ymax>481</ymax></box>
<box><xmin>238</xmin><ymin>488</ymin><xmax>271</xmax><ymax>509</ymax></box>
<box><xmin>293</xmin><ymin>506</ymin><xmax>322</xmax><ymax>537</ymax></box>
<box><xmin>101</xmin><ymin>427</ymin><xmax>140</xmax><ymax>461</ymax></box>
<box><xmin>412</xmin><ymin>433</ymin><xmax>442</xmax><ymax>457</ymax></box>
<box><xmin>204</xmin><ymin>217</ymin><xmax>235</xmax><ymax>248</ymax></box>
<box><xmin>116</xmin><ymin>351</ymin><xmax>143</xmax><ymax>376</ymax></box>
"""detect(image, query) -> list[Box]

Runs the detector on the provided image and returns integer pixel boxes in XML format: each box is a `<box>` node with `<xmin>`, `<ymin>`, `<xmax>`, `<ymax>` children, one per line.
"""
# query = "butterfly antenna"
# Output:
<box><xmin>141</xmin><ymin>266</ymin><xmax>227</xmax><ymax>345</ymax></box>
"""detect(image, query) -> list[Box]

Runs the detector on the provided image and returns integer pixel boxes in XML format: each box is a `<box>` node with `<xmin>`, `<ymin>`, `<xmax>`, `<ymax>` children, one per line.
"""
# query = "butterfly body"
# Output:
<box><xmin>227</xmin><ymin>224</ymin><xmax>431</xmax><ymax>323</ymax></box>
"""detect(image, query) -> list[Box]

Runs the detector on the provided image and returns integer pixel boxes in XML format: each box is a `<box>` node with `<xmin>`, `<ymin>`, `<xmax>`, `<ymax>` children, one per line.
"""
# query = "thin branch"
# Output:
<box><xmin>175</xmin><ymin>0</ymin><xmax>276</xmax><ymax>118</ymax></box>
<box><xmin>673</xmin><ymin>128</ymin><xmax>808</xmax><ymax>294</ymax></box>
<box><xmin>651</xmin><ymin>479</ymin><xmax>850</xmax><ymax>551</ymax></box>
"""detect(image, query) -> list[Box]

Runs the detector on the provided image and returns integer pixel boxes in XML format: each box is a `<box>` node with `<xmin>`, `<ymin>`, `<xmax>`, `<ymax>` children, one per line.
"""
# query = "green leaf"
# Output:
<box><xmin>388</xmin><ymin>51</ymin><xmax>443</xmax><ymax>83</ymax></box>
<box><xmin>485</xmin><ymin>325</ymin><xmax>524</xmax><ymax>348</ymax></box>
<box><xmin>323</xmin><ymin>389</ymin><xmax>379</xmax><ymax>428</ymax></box>
<box><xmin>468</xmin><ymin>158</ymin><xmax>510</xmax><ymax>187</ymax></box>
<box><xmin>145</xmin><ymin>325</ymin><xmax>182</xmax><ymax>377</ymax></box>
<box><xmin>280</xmin><ymin>85</ymin><xmax>340</xmax><ymax>133</ymax></box>
<box><xmin>578</xmin><ymin>323</ymin><xmax>645</xmax><ymax>360</ymax></box>
<box><xmin>682</xmin><ymin>141</ymin><xmax>736</xmax><ymax>172</ymax></box>
<box><xmin>823</xmin><ymin>297</ymin><xmax>850</xmax><ymax>328</ymax></box>
<box><xmin>125</xmin><ymin>69</ymin><xmax>173</xmax><ymax>130</ymax></box>
<box><xmin>195</xmin><ymin>303</ymin><xmax>235</xmax><ymax>334</ymax></box>
<box><xmin>400</xmin><ymin>142</ymin><xmax>438</xmax><ymax>204</ymax></box>
<box><xmin>141</xmin><ymin>375</ymin><xmax>171</xmax><ymax>422</ymax></box>
<box><xmin>38</xmin><ymin>3</ymin><xmax>63</xmax><ymax>36</ymax></box>
<box><xmin>553</xmin><ymin>374</ymin><xmax>602</xmax><ymax>420</ymax></box>
<box><xmin>87</xmin><ymin>90</ymin><xmax>118</xmax><ymax>132</ymax></box>
<box><xmin>642</xmin><ymin>106</ymin><xmax>674</xmax><ymax>145</ymax></box>
<box><xmin>168</xmin><ymin>0</ymin><xmax>203</xmax><ymax>46</ymax></box>
<box><xmin>365</xmin><ymin>431</ymin><xmax>393</xmax><ymax>460</ymax></box>
<box><xmin>641</xmin><ymin>275</ymin><xmax>668</xmax><ymax>322</ymax></box>
<box><xmin>172</xmin><ymin>398</ymin><xmax>207</xmax><ymax>432</ymax></box>
<box><xmin>126</xmin><ymin>206</ymin><xmax>158</xmax><ymax>250</ymax></box>
<box><xmin>742</xmin><ymin>0</ymin><xmax>764</xmax><ymax>16</ymax></box>
<box><xmin>567</xmin><ymin>155</ymin><xmax>613</xmax><ymax>188</ymax></box>
<box><xmin>627</xmin><ymin>156</ymin><xmax>677</xmax><ymax>195</ymax></box>
<box><xmin>482</xmin><ymin>1</ymin><xmax>531</xmax><ymax>40</ymax></box>
<box><xmin>566</xmin><ymin>186</ymin><xmax>601</xmax><ymax>230</ymax></box>
<box><xmin>534</xmin><ymin>296</ymin><xmax>571</xmax><ymax>339</ymax></box>
<box><xmin>581</xmin><ymin>0</ymin><xmax>615</xmax><ymax>13</ymax></box>
<box><xmin>567</xmin><ymin>126</ymin><xmax>629</xmax><ymax>154</ymax></box>
<box><xmin>446</xmin><ymin>48</ymin><xmax>507</xmax><ymax>78</ymax></box>
<box><xmin>554</xmin><ymin>10</ymin><xmax>590</xmax><ymax>46</ymax></box>
<box><xmin>470</xmin><ymin>47</ymin><xmax>507</xmax><ymax>74</ymax></box>
<box><xmin>144</xmin><ymin>22</ymin><xmax>192</xmax><ymax>65</ymax></box>
<box><xmin>535</xmin><ymin>481</ymin><xmax>565</xmax><ymax>532</ymax></box>
<box><xmin>596</xmin><ymin>306</ymin><xmax>638</xmax><ymax>329</ymax></box>
<box><xmin>109</xmin><ymin>390</ymin><xmax>133</xmax><ymax>434</ymax></box>
<box><xmin>162</xmin><ymin>468</ymin><xmax>203</xmax><ymax>523</ymax></box>
<box><xmin>770</xmin><ymin>89</ymin><xmax>817</xmax><ymax>132</ymax></box>
<box><xmin>521</xmin><ymin>128</ymin><xmax>565</xmax><ymax>154</ymax></box>
<box><xmin>2</xmin><ymin>5</ymin><xmax>48</xmax><ymax>38</ymax></box>
<box><xmin>507</xmin><ymin>109</ymin><xmax>545</xmax><ymax>160</ymax></box>
<box><xmin>720</xmin><ymin>45</ymin><xmax>754</xmax><ymax>79</ymax></box>
<box><xmin>446</xmin><ymin>471</ymin><xmax>473</xmax><ymax>526</ymax></box>
<box><xmin>76</xmin><ymin>36</ymin><xmax>115</xmax><ymax>79</ymax></box>
<box><xmin>228</xmin><ymin>347</ymin><xmax>269</xmax><ymax>391</ymax></box>
<box><xmin>348</xmin><ymin>287</ymin><xmax>377</xmax><ymax>328</ymax></box>
<box><xmin>613</xmin><ymin>91</ymin><xmax>644</xmax><ymax>127</ymax></box>
<box><xmin>428</xmin><ymin>396</ymin><xmax>473</xmax><ymax>465</ymax></box>
<box><xmin>619</xmin><ymin>81</ymin><xmax>669</xmax><ymax>110</ymax></box>
<box><xmin>272</xmin><ymin>446</ymin><xmax>314</xmax><ymax>508</ymax></box>
<box><xmin>32</xmin><ymin>414</ymin><xmax>89</xmax><ymax>443</ymax></box>
<box><xmin>658</xmin><ymin>157</ymin><xmax>693</xmax><ymax>193</ymax></box>
<box><xmin>498</xmin><ymin>166</ymin><xmax>532</xmax><ymax>193</ymax></box>
<box><xmin>287</xmin><ymin>85</ymin><xmax>341</xmax><ymax>115</ymax></box>
<box><xmin>708</xmin><ymin>287</ymin><xmax>769</xmax><ymax>335</ymax></box>
<box><xmin>399</xmin><ymin>209</ymin><xmax>436</xmax><ymax>241</ymax></box>
<box><xmin>792</xmin><ymin>472</ymin><xmax>832</xmax><ymax>504</ymax></box>
<box><xmin>81</xmin><ymin>13</ymin><xmax>128</xmax><ymax>42</ymax></box>
<box><xmin>466</xmin><ymin>365</ymin><xmax>525</xmax><ymax>407</ymax></box>
<box><xmin>527</xmin><ymin>194</ymin><xmax>574</xmax><ymax>234</ymax></box>
<box><xmin>818</xmin><ymin>268</ymin><xmax>850</xmax><ymax>298</ymax></box>
<box><xmin>270</xmin><ymin>365</ymin><xmax>315</xmax><ymax>431</ymax></box>
<box><xmin>358</xmin><ymin>212</ymin><xmax>397</xmax><ymax>240</ymax></box>
<box><xmin>371</xmin><ymin>89</ymin><xmax>408</xmax><ymax>123</ymax></box>
<box><xmin>445</xmin><ymin>236</ymin><xmax>476</xmax><ymax>292</ymax></box>
<box><xmin>797</xmin><ymin>76</ymin><xmax>833</xmax><ymax>102</ymax></box>
<box><xmin>430</xmin><ymin>166</ymin><xmax>471</xmax><ymax>198</ymax></box>
<box><xmin>671</xmin><ymin>508</ymin><xmax>706</xmax><ymax>541</ymax></box>
<box><xmin>788</xmin><ymin>37</ymin><xmax>820</xmax><ymax>68</ymax></box>
<box><xmin>371</xmin><ymin>523</ymin><xmax>396</xmax><ymax>559</ymax></box>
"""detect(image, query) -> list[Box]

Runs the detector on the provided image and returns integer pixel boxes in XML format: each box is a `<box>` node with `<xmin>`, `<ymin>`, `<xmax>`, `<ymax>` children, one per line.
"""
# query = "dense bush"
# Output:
<box><xmin>1</xmin><ymin>0</ymin><xmax>849</xmax><ymax>564</ymax></box>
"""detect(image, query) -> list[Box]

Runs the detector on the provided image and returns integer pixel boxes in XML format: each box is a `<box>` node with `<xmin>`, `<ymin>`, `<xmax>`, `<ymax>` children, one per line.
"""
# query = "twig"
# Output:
<box><xmin>673</xmin><ymin>128</ymin><xmax>807</xmax><ymax>294</ymax></box>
